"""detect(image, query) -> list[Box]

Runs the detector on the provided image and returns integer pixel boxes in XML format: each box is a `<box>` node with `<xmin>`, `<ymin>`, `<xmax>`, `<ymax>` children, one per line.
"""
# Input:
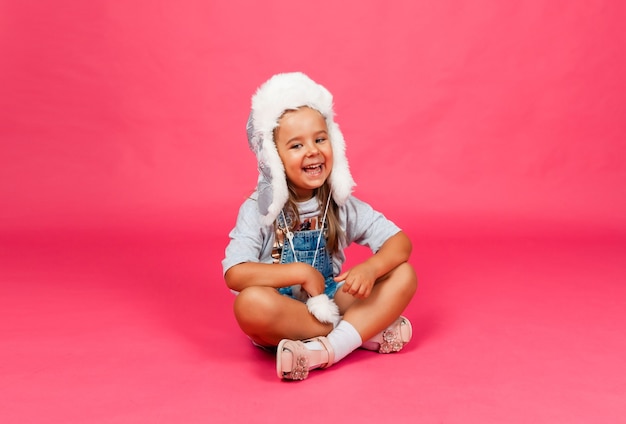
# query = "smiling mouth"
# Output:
<box><xmin>303</xmin><ymin>164</ymin><xmax>323</xmax><ymax>175</ymax></box>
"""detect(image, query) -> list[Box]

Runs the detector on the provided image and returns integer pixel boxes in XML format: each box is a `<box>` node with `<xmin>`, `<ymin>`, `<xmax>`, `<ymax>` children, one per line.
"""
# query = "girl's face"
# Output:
<box><xmin>275</xmin><ymin>107</ymin><xmax>334</xmax><ymax>201</ymax></box>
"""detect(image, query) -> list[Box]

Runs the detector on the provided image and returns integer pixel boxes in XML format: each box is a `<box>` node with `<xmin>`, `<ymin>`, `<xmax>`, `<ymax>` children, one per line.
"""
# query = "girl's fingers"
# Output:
<box><xmin>334</xmin><ymin>272</ymin><xmax>347</xmax><ymax>282</ymax></box>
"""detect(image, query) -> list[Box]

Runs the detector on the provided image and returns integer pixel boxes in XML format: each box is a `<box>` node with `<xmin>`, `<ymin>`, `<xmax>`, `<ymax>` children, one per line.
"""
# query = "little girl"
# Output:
<box><xmin>222</xmin><ymin>72</ymin><xmax>417</xmax><ymax>380</ymax></box>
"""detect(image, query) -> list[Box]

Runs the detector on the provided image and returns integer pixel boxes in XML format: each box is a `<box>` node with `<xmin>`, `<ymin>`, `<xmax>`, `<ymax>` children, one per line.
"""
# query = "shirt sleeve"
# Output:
<box><xmin>221</xmin><ymin>198</ymin><xmax>274</xmax><ymax>275</ymax></box>
<box><xmin>342</xmin><ymin>196</ymin><xmax>401</xmax><ymax>253</ymax></box>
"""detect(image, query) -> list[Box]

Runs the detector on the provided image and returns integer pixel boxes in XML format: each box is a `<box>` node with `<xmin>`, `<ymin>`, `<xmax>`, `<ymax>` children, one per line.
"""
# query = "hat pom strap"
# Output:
<box><xmin>306</xmin><ymin>294</ymin><xmax>341</xmax><ymax>327</ymax></box>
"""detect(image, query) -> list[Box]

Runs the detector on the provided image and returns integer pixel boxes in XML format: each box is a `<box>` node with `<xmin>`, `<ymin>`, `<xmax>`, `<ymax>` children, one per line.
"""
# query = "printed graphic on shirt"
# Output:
<box><xmin>295</xmin><ymin>217</ymin><xmax>322</xmax><ymax>231</ymax></box>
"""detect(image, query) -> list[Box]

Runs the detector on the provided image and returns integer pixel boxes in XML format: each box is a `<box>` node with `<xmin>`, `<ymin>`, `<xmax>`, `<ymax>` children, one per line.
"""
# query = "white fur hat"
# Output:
<box><xmin>247</xmin><ymin>72</ymin><xmax>356</xmax><ymax>225</ymax></box>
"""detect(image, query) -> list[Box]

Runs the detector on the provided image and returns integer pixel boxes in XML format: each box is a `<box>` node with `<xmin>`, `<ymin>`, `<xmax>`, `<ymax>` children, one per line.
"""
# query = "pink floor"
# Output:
<box><xmin>3</xmin><ymin>227</ymin><xmax>625</xmax><ymax>423</ymax></box>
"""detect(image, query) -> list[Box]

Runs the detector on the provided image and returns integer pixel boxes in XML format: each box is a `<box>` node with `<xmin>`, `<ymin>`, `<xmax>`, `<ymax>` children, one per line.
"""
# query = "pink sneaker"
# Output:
<box><xmin>363</xmin><ymin>316</ymin><xmax>412</xmax><ymax>353</ymax></box>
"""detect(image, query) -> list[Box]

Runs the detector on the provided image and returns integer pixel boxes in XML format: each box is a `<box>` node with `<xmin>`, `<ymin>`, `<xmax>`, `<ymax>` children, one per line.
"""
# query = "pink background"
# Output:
<box><xmin>2</xmin><ymin>1</ymin><xmax>625</xmax><ymax>423</ymax></box>
<box><xmin>2</xmin><ymin>0</ymin><xmax>624</xmax><ymax>238</ymax></box>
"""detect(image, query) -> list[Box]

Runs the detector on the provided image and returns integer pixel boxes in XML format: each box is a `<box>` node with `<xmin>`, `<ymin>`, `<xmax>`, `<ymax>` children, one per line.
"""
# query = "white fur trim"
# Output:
<box><xmin>247</xmin><ymin>72</ymin><xmax>355</xmax><ymax>224</ymax></box>
<box><xmin>306</xmin><ymin>294</ymin><xmax>341</xmax><ymax>327</ymax></box>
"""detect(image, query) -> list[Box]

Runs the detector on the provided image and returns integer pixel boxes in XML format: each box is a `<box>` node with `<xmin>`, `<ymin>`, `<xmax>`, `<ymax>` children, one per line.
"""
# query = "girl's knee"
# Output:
<box><xmin>233</xmin><ymin>286</ymin><xmax>278</xmax><ymax>325</ymax></box>
<box><xmin>395</xmin><ymin>262</ymin><xmax>418</xmax><ymax>296</ymax></box>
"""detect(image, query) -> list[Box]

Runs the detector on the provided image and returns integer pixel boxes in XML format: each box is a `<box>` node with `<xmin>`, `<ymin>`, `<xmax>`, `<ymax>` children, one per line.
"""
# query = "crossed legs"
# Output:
<box><xmin>233</xmin><ymin>262</ymin><xmax>417</xmax><ymax>347</ymax></box>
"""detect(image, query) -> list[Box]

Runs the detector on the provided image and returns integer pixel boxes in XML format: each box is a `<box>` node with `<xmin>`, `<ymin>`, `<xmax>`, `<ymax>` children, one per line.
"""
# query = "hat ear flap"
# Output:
<box><xmin>327</xmin><ymin>121</ymin><xmax>355</xmax><ymax>206</ymax></box>
<box><xmin>247</xmin><ymin>113</ymin><xmax>289</xmax><ymax>226</ymax></box>
<box><xmin>259</xmin><ymin>129</ymin><xmax>289</xmax><ymax>226</ymax></box>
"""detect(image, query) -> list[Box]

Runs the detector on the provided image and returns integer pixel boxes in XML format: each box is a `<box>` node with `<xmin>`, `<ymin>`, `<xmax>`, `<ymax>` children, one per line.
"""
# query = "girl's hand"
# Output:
<box><xmin>335</xmin><ymin>263</ymin><xmax>377</xmax><ymax>299</ymax></box>
<box><xmin>299</xmin><ymin>263</ymin><xmax>326</xmax><ymax>297</ymax></box>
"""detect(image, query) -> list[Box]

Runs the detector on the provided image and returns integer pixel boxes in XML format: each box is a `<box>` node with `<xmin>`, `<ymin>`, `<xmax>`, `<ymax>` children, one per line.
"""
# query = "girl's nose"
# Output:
<box><xmin>306</xmin><ymin>142</ymin><xmax>320</xmax><ymax>156</ymax></box>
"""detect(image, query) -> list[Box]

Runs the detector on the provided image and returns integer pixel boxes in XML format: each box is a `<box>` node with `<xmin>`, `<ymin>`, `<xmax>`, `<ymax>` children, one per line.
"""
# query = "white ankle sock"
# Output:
<box><xmin>303</xmin><ymin>320</ymin><xmax>363</xmax><ymax>362</ymax></box>
<box><xmin>328</xmin><ymin>320</ymin><xmax>363</xmax><ymax>362</ymax></box>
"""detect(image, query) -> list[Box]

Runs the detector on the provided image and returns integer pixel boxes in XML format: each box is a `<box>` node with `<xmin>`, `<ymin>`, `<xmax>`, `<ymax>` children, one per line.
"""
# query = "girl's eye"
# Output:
<box><xmin>316</xmin><ymin>138</ymin><xmax>327</xmax><ymax>143</ymax></box>
<box><xmin>290</xmin><ymin>144</ymin><xmax>302</xmax><ymax>150</ymax></box>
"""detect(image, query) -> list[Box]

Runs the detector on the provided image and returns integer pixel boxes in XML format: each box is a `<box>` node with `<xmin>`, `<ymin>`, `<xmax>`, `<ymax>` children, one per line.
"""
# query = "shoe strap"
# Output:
<box><xmin>313</xmin><ymin>336</ymin><xmax>334</xmax><ymax>369</ymax></box>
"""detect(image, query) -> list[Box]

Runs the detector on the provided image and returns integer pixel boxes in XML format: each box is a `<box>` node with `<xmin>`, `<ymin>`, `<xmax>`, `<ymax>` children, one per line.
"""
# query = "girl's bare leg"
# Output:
<box><xmin>271</xmin><ymin>263</ymin><xmax>415</xmax><ymax>380</ymax></box>
<box><xmin>233</xmin><ymin>286</ymin><xmax>333</xmax><ymax>347</ymax></box>
<box><xmin>334</xmin><ymin>262</ymin><xmax>417</xmax><ymax>342</ymax></box>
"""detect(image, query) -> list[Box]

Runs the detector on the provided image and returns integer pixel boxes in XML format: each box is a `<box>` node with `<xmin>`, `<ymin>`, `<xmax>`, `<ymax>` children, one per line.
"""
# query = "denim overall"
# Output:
<box><xmin>274</xmin><ymin>219</ymin><xmax>339</xmax><ymax>300</ymax></box>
